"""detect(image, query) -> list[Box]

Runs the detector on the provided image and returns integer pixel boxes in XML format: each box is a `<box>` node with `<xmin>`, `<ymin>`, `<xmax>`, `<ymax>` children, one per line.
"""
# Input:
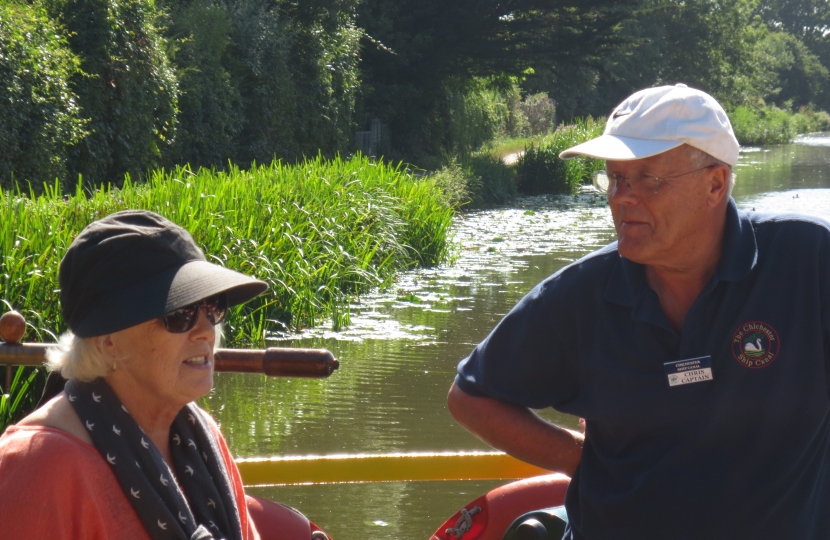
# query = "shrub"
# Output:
<box><xmin>729</xmin><ymin>105</ymin><xmax>792</xmax><ymax>145</ymax></box>
<box><xmin>516</xmin><ymin>117</ymin><xmax>604</xmax><ymax>194</ymax></box>
<box><xmin>42</xmin><ymin>0</ymin><xmax>178</xmax><ymax>188</ymax></box>
<box><xmin>431</xmin><ymin>158</ymin><xmax>477</xmax><ymax>209</ymax></box>
<box><xmin>729</xmin><ymin>105</ymin><xmax>830</xmax><ymax>145</ymax></box>
<box><xmin>0</xmin><ymin>3</ymin><xmax>85</xmax><ymax>191</ymax></box>
<box><xmin>463</xmin><ymin>154</ymin><xmax>516</xmax><ymax>207</ymax></box>
<box><xmin>431</xmin><ymin>153</ymin><xmax>517</xmax><ymax>209</ymax></box>
<box><xmin>519</xmin><ymin>93</ymin><xmax>556</xmax><ymax>135</ymax></box>
<box><xmin>447</xmin><ymin>81</ymin><xmax>511</xmax><ymax>157</ymax></box>
<box><xmin>791</xmin><ymin>108</ymin><xmax>830</xmax><ymax>134</ymax></box>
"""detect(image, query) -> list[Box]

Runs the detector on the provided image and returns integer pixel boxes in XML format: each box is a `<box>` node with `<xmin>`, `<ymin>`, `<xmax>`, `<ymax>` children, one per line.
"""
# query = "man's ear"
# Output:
<box><xmin>707</xmin><ymin>165</ymin><xmax>730</xmax><ymax>207</ymax></box>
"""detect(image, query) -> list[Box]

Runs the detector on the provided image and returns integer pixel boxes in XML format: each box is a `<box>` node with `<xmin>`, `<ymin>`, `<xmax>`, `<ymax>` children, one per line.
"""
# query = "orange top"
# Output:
<box><xmin>0</xmin><ymin>424</ymin><xmax>260</xmax><ymax>540</ymax></box>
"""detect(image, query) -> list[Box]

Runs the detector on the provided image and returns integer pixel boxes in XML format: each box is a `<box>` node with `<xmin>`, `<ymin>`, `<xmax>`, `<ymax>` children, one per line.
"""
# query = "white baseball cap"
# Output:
<box><xmin>559</xmin><ymin>84</ymin><xmax>739</xmax><ymax>166</ymax></box>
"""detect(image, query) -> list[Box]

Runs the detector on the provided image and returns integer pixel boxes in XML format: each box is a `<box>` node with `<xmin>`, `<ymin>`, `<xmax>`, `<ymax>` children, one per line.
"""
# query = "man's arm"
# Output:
<box><xmin>447</xmin><ymin>381</ymin><xmax>584</xmax><ymax>477</ymax></box>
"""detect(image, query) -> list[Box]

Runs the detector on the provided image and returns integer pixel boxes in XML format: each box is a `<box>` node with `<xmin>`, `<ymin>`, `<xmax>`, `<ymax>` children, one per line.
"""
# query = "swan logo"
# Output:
<box><xmin>732</xmin><ymin>321</ymin><xmax>780</xmax><ymax>368</ymax></box>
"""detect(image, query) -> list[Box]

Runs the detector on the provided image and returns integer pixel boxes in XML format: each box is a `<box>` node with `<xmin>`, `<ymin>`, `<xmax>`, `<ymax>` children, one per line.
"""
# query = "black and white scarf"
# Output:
<box><xmin>66</xmin><ymin>378</ymin><xmax>244</xmax><ymax>540</ymax></box>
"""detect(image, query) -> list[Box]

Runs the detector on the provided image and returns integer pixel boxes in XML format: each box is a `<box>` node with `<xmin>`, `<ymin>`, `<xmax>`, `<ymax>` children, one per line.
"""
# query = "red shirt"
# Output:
<box><xmin>0</xmin><ymin>424</ymin><xmax>260</xmax><ymax>539</ymax></box>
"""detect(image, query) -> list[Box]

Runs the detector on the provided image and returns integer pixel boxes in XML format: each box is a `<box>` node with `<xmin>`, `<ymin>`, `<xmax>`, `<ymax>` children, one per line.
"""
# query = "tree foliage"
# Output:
<box><xmin>357</xmin><ymin>0</ymin><xmax>638</xmax><ymax>157</ymax></box>
<box><xmin>42</xmin><ymin>0</ymin><xmax>178</xmax><ymax>188</ymax></box>
<box><xmin>757</xmin><ymin>0</ymin><xmax>830</xmax><ymax>70</ymax></box>
<box><xmin>159</xmin><ymin>0</ymin><xmax>361</xmax><ymax>169</ymax></box>
<box><xmin>160</xmin><ymin>0</ymin><xmax>243</xmax><ymax>169</ymax></box>
<box><xmin>0</xmin><ymin>1</ymin><xmax>85</xmax><ymax>191</ymax></box>
<box><xmin>750</xmin><ymin>31</ymin><xmax>830</xmax><ymax>109</ymax></box>
<box><xmin>4</xmin><ymin>0</ymin><xmax>830</xmax><ymax>187</ymax></box>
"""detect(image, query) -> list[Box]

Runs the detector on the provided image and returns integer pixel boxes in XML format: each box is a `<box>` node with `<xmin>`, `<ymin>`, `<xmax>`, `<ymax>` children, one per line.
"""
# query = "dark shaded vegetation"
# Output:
<box><xmin>2</xmin><ymin>0</ymin><xmax>830</xmax><ymax>196</ymax></box>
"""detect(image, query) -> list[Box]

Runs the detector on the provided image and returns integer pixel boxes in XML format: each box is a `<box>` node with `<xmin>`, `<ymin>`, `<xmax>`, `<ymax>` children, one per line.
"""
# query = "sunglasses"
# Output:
<box><xmin>160</xmin><ymin>293</ymin><xmax>228</xmax><ymax>333</ymax></box>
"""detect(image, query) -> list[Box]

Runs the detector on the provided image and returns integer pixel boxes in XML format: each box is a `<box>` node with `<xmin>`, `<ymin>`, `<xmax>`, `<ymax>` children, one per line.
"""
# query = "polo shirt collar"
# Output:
<box><xmin>604</xmin><ymin>197</ymin><xmax>758</xmax><ymax>309</ymax></box>
<box><xmin>716</xmin><ymin>197</ymin><xmax>758</xmax><ymax>282</ymax></box>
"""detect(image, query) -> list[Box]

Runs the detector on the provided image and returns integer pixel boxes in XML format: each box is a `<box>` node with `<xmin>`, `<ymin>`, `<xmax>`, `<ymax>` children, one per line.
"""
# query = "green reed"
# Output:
<box><xmin>0</xmin><ymin>154</ymin><xmax>454</xmax><ymax>346</ymax></box>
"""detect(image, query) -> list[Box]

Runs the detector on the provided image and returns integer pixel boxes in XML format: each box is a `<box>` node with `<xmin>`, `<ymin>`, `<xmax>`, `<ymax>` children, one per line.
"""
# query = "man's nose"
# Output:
<box><xmin>609</xmin><ymin>178</ymin><xmax>638</xmax><ymax>203</ymax></box>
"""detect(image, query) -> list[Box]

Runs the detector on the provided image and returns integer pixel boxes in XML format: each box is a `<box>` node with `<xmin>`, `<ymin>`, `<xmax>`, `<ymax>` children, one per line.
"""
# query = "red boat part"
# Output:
<box><xmin>246</xmin><ymin>494</ymin><xmax>332</xmax><ymax>540</ymax></box>
<box><xmin>428</xmin><ymin>474</ymin><xmax>570</xmax><ymax>540</ymax></box>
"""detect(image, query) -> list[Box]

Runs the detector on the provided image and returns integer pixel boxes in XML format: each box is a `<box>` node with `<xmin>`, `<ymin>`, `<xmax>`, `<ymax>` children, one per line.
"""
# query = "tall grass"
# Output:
<box><xmin>730</xmin><ymin>105</ymin><xmax>830</xmax><ymax>145</ymax></box>
<box><xmin>0</xmin><ymin>154</ymin><xmax>454</xmax><ymax>346</ymax></box>
<box><xmin>517</xmin><ymin>117</ymin><xmax>605</xmax><ymax>194</ymax></box>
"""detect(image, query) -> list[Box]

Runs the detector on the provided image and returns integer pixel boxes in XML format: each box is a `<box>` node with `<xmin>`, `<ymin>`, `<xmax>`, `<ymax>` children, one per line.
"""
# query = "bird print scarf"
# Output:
<box><xmin>65</xmin><ymin>378</ymin><xmax>244</xmax><ymax>540</ymax></box>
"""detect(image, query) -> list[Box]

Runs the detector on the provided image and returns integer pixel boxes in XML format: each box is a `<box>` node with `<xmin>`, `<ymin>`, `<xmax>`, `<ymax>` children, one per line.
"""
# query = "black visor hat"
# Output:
<box><xmin>59</xmin><ymin>210</ymin><xmax>268</xmax><ymax>337</ymax></box>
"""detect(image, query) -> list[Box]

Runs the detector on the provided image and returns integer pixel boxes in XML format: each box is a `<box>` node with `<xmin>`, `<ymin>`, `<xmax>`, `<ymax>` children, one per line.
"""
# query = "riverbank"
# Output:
<box><xmin>730</xmin><ymin>105</ymin><xmax>830</xmax><ymax>145</ymax></box>
<box><xmin>437</xmin><ymin>105</ymin><xmax>830</xmax><ymax>206</ymax></box>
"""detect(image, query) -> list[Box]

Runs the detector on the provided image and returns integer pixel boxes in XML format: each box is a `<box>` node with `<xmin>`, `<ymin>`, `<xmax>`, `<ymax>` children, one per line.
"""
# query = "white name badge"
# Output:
<box><xmin>664</xmin><ymin>356</ymin><xmax>713</xmax><ymax>387</ymax></box>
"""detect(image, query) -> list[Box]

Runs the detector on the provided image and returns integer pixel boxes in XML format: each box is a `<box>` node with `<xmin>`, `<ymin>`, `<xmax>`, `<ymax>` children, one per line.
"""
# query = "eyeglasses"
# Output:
<box><xmin>160</xmin><ymin>293</ymin><xmax>228</xmax><ymax>333</ymax></box>
<box><xmin>593</xmin><ymin>165</ymin><xmax>716</xmax><ymax>195</ymax></box>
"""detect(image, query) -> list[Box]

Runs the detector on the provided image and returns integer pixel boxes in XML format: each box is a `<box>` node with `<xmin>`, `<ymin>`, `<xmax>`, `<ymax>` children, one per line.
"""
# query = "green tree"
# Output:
<box><xmin>530</xmin><ymin>0</ymin><xmax>765</xmax><ymax>119</ymax></box>
<box><xmin>750</xmin><ymin>31</ymin><xmax>830</xmax><ymax>109</ymax></box>
<box><xmin>42</xmin><ymin>0</ymin><xmax>178</xmax><ymax>188</ymax></box>
<box><xmin>160</xmin><ymin>0</ymin><xmax>243</xmax><ymax>170</ymax></box>
<box><xmin>160</xmin><ymin>0</ymin><xmax>361</xmax><ymax>167</ymax></box>
<box><xmin>0</xmin><ymin>1</ymin><xmax>86</xmax><ymax>191</ymax></box>
<box><xmin>756</xmin><ymin>0</ymin><xmax>830</xmax><ymax>108</ymax></box>
<box><xmin>757</xmin><ymin>0</ymin><xmax>830</xmax><ymax>63</ymax></box>
<box><xmin>357</xmin><ymin>0</ymin><xmax>638</xmax><ymax>158</ymax></box>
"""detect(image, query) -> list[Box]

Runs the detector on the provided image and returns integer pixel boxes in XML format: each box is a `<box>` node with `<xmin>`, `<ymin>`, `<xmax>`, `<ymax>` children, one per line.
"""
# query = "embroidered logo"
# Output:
<box><xmin>731</xmin><ymin>321</ymin><xmax>780</xmax><ymax>369</ymax></box>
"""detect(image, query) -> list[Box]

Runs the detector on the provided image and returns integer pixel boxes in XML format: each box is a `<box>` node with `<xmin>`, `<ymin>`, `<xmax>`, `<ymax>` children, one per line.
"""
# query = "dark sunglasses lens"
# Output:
<box><xmin>162</xmin><ymin>305</ymin><xmax>198</xmax><ymax>333</ymax></box>
<box><xmin>203</xmin><ymin>294</ymin><xmax>228</xmax><ymax>325</ymax></box>
<box><xmin>161</xmin><ymin>294</ymin><xmax>228</xmax><ymax>333</ymax></box>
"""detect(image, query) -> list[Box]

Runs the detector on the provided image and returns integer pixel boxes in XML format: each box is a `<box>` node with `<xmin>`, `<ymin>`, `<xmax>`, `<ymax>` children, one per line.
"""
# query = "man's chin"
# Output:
<box><xmin>616</xmin><ymin>238</ymin><xmax>652</xmax><ymax>264</ymax></box>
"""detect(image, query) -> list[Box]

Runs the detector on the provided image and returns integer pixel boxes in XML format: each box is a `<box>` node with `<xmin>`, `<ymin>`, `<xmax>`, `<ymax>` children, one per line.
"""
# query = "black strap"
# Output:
<box><xmin>66</xmin><ymin>378</ymin><xmax>243</xmax><ymax>540</ymax></box>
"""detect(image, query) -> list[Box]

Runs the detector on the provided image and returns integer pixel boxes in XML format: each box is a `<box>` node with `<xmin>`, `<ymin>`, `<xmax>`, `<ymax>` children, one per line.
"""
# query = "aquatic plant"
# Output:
<box><xmin>0</xmin><ymin>154</ymin><xmax>454</xmax><ymax>347</ymax></box>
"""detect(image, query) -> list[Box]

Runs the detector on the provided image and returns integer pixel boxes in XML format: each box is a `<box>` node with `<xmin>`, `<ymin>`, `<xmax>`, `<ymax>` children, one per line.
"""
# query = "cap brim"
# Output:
<box><xmin>166</xmin><ymin>261</ymin><xmax>267</xmax><ymax>311</ymax></box>
<box><xmin>559</xmin><ymin>135</ymin><xmax>684</xmax><ymax>161</ymax></box>
<box><xmin>73</xmin><ymin>260</ymin><xmax>268</xmax><ymax>337</ymax></box>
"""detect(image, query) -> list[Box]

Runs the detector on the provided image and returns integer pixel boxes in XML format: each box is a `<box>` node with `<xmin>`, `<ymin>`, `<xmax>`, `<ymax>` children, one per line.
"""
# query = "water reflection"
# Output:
<box><xmin>203</xmin><ymin>137</ymin><xmax>830</xmax><ymax>540</ymax></box>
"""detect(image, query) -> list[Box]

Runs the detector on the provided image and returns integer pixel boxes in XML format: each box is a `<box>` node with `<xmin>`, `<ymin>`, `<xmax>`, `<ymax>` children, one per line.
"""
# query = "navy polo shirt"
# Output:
<box><xmin>456</xmin><ymin>198</ymin><xmax>830</xmax><ymax>539</ymax></box>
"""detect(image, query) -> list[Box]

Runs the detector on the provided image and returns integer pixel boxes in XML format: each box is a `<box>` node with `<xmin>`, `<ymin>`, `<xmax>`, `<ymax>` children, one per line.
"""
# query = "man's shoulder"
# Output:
<box><xmin>750</xmin><ymin>210</ymin><xmax>830</xmax><ymax>234</ymax></box>
<box><xmin>538</xmin><ymin>241</ymin><xmax>620</xmax><ymax>291</ymax></box>
<box><xmin>749</xmin><ymin>211</ymin><xmax>830</xmax><ymax>250</ymax></box>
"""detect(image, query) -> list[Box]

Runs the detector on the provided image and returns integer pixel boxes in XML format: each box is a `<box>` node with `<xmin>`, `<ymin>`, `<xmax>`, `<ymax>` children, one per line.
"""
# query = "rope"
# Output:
<box><xmin>445</xmin><ymin>505</ymin><xmax>481</xmax><ymax>539</ymax></box>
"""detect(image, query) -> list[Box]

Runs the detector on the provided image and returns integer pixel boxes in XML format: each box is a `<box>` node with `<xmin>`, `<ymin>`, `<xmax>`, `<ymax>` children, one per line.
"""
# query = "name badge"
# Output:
<box><xmin>664</xmin><ymin>356</ymin><xmax>713</xmax><ymax>387</ymax></box>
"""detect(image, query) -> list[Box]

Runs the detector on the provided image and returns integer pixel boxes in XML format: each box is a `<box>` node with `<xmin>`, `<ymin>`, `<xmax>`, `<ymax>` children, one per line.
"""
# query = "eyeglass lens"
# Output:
<box><xmin>161</xmin><ymin>293</ymin><xmax>228</xmax><ymax>333</ymax></box>
<box><xmin>593</xmin><ymin>165</ymin><xmax>716</xmax><ymax>195</ymax></box>
<box><xmin>593</xmin><ymin>170</ymin><xmax>613</xmax><ymax>193</ymax></box>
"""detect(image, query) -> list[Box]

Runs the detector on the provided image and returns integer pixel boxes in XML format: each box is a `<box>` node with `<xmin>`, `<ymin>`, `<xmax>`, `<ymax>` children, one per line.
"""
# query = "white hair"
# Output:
<box><xmin>47</xmin><ymin>323</ymin><xmax>226</xmax><ymax>382</ymax></box>
<box><xmin>685</xmin><ymin>145</ymin><xmax>735</xmax><ymax>195</ymax></box>
<box><xmin>46</xmin><ymin>331</ymin><xmax>108</xmax><ymax>382</ymax></box>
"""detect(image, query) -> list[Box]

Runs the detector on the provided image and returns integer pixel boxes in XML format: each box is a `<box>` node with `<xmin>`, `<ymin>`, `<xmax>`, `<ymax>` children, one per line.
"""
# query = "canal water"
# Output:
<box><xmin>202</xmin><ymin>136</ymin><xmax>830</xmax><ymax>540</ymax></box>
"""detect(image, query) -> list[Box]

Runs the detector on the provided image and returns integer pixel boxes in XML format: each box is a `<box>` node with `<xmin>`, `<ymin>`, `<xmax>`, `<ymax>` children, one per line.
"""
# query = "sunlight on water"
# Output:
<box><xmin>795</xmin><ymin>133</ymin><xmax>830</xmax><ymax>147</ymax></box>
<box><xmin>738</xmin><ymin>189</ymin><xmax>830</xmax><ymax>220</ymax></box>
<box><xmin>278</xmin><ymin>190</ymin><xmax>615</xmax><ymax>342</ymax></box>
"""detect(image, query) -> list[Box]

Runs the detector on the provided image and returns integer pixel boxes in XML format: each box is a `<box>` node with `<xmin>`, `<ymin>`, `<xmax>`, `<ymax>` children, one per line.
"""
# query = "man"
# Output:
<box><xmin>448</xmin><ymin>84</ymin><xmax>830</xmax><ymax>539</ymax></box>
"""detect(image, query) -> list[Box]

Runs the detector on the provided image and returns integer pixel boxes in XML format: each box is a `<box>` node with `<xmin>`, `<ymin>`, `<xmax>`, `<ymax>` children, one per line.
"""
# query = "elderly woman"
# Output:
<box><xmin>0</xmin><ymin>210</ymin><xmax>268</xmax><ymax>539</ymax></box>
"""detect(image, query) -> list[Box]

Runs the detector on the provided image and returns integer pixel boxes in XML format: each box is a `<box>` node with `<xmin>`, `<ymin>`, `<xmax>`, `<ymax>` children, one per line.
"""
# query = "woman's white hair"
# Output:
<box><xmin>46</xmin><ymin>332</ymin><xmax>108</xmax><ymax>382</ymax></box>
<box><xmin>47</xmin><ymin>324</ymin><xmax>225</xmax><ymax>382</ymax></box>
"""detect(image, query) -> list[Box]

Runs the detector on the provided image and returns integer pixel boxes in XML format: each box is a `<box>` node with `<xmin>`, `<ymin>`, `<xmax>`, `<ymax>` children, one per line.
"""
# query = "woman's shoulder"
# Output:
<box><xmin>0</xmin><ymin>404</ymin><xmax>104</xmax><ymax>488</ymax></box>
<box><xmin>12</xmin><ymin>391</ymin><xmax>93</xmax><ymax>446</ymax></box>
